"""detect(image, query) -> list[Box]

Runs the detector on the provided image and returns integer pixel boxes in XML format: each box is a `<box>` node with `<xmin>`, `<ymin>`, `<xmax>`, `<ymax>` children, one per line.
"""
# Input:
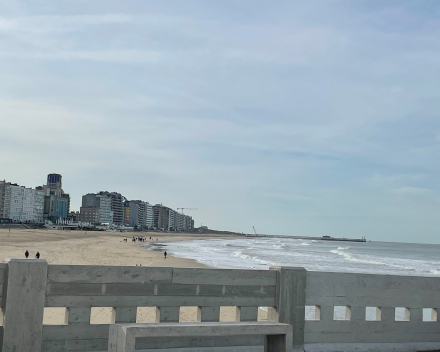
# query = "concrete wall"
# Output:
<box><xmin>304</xmin><ymin>271</ymin><xmax>440</xmax><ymax>351</ymax></box>
<box><xmin>42</xmin><ymin>266</ymin><xmax>278</xmax><ymax>352</ymax></box>
<box><xmin>0</xmin><ymin>263</ymin><xmax>6</xmax><ymax>346</ymax></box>
<box><xmin>2</xmin><ymin>260</ymin><xmax>440</xmax><ymax>352</ymax></box>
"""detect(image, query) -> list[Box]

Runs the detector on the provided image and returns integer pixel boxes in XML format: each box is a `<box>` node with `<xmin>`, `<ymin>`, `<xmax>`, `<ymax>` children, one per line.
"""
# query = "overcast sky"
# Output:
<box><xmin>1</xmin><ymin>1</ymin><xmax>440</xmax><ymax>243</ymax></box>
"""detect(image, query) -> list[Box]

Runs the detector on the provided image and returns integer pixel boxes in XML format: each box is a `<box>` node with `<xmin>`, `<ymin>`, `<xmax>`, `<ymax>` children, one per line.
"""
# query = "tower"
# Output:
<box><xmin>42</xmin><ymin>173</ymin><xmax>70</xmax><ymax>222</ymax></box>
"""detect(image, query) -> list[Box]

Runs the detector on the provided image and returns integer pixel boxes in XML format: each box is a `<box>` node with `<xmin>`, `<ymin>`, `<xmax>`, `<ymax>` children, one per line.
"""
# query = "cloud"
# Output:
<box><xmin>393</xmin><ymin>187</ymin><xmax>437</xmax><ymax>197</ymax></box>
<box><xmin>0</xmin><ymin>49</ymin><xmax>161</xmax><ymax>63</ymax></box>
<box><xmin>1</xmin><ymin>1</ymin><xmax>440</xmax><ymax>242</ymax></box>
<box><xmin>0</xmin><ymin>14</ymin><xmax>133</xmax><ymax>33</ymax></box>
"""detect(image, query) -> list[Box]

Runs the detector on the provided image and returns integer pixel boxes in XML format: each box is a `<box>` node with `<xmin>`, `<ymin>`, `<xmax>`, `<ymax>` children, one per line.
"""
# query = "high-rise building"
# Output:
<box><xmin>145</xmin><ymin>203</ymin><xmax>153</xmax><ymax>229</ymax></box>
<box><xmin>125</xmin><ymin>200</ymin><xmax>153</xmax><ymax>229</ymax></box>
<box><xmin>0</xmin><ymin>180</ymin><xmax>44</xmax><ymax>223</ymax></box>
<box><xmin>153</xmin><ymin>204</ymin><xmax>176</xmax><ymax>231</ymax></box>
<box><xmin>174</xmin><ymin>211</ymin><xmax>194</xmax><ymax>232</ymax></box>
<box><xmin>124</xmin><ymin>201</ymin><xmax>131</xmax><ymax>225</ymax></box>
<box><xmin>97</xmin><ymin>192</ymin><xmax>124</xmax><ymax>225</ymax></box>
<box><xmin>127</xmin><ymin>201</ymin><xmax>140</xmax><ymax>228</ymax></box>
<box><xmin>168</xmin><ymin>209</ymin><xmax>175</xmax><ymax>231</ymax></box>
<box><xmin>41</xmin><ymin>174</ymin><xmax>70</xmax><ymax>222</ymax></box>
<box><xmin>80</xmin><ymin>193</ymin><xmax>113</xmax><ymax>225</ymax></box>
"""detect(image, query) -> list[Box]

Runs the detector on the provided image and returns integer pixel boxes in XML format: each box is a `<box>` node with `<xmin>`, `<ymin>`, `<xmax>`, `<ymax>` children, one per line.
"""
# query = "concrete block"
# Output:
<box><xmin>109</xmin><ymin>322</ymin><xmax>292</xmax><ymax>352</ymax></box>
<box><xmin>68</xmin><ymin>307</ymin><xmax>91</xmax><ymax>323</ymax></box>
<box><xmin>271</xmin><ymin>266</ymin><xmax>307</xmax><ymax>351</ymax></box>
<box><xmin>115</xmin><ymin>307</ymin><xmax>137</xmax><ymax>323</ymax></box>
<box><xmin>159</xmin><ymin>306</ymin><xmax>180</xmax><ymax>322</ymax></box>
<box><xmin>2</xmin><ymin>259</ymin><xmax>47</xmax><ymax>352</ymax></box>
<box><xmin>201</xmin><ymin>306</ymin><xmax>220</xmax><ymax>322</ymax></box>
<box><xmin>172</xmin><ymin>268</ymin><xmax>277</xmax><ymax>286</ymax></box>
<box><xmin>240</xmin><ymin>307</ymin><xmax>258</xmax><ymax>322</ymax></box>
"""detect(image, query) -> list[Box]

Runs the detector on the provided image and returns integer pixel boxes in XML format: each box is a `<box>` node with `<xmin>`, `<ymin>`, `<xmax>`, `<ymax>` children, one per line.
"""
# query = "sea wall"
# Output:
<box><xmin>0</xmin><ymin>259</ymin><xmax>440</xmax><ymax>352</ymax></box>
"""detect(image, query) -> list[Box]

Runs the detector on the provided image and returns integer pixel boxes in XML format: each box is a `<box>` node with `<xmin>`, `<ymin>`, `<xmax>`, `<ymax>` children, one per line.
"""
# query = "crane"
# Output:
<box><xmin>177</xmin><ymin>208</ymin><xmax>198</xmax><ymax>214</ymax></box>
<box><xmin>252</xmin><ymin>226</ymin><xmax>257</xmax><ymax>235</ymax></box>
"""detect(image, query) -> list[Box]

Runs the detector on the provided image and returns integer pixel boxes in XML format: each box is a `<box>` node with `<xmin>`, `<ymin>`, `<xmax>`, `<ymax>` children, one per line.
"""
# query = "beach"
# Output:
<box><xmin>0</xmin><ymin>227</ymin><xmax>238</xmax><ymax>267</ymax></box>
<box><xmin>0</xmin><ymin>228</ymin><xmax>267</xmax><ymax>323</ymax></box>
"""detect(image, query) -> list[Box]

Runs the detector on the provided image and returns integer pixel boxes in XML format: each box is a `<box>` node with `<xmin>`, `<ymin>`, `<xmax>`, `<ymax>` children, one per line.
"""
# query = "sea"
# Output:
<box><xmin>147</xmin><ymin>237</ymin><xmax>440</xmax><ymax>277</ymax></box>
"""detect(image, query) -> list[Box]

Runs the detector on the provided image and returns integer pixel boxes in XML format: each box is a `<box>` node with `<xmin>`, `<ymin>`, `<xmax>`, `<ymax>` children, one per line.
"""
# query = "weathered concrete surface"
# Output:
<box><xmin>2</xmin><ymin>259</ymin><xmax>47</xmax><ymax>352</ymax></box>
<box><xmin>305</xmin><ymin>271</ymin><xmax>440</xmax><ymax>345</ymax></box>
<box><xmin>133</xmin><ymin>348</ymin><xmax>264</xmax><ymax>352</ymax></box>
<box><xmin>109</xmin><ymin>322</ymin><xmax>293</xmax><ymax>352</ymax></box>
<box><xmin>304</xmin><ymin>342</ymin><xmax>440</xmax><ymax>352</ymax></box>
<box><xmin>5</xmin><ymin>259</ymin><xmax>440</xmax><ymax>352</ymax></box>
<box><xmin>41</xmin><ymin>265</ymin><xmax>279</xmax><ymax>351</ymax></box>
<box><xmin>271</xmin><ymin>266</ymin><xmax>307</xmax><ymax>352</ymax></box>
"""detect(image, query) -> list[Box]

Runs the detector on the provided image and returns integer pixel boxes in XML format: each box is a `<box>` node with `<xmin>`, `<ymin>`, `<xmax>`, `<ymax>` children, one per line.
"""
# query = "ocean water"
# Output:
<box><xmin>149</xmin><ymin>237</ymin><xmax>440</xmax><ymax>276</ymax></box>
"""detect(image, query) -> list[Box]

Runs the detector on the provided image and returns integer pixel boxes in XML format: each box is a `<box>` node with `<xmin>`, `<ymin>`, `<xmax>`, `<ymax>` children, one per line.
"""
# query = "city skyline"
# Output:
<box><xmin>2</xmin><ymin>1</ymin><xmax>440</xmax><ymax>242</ymax></box>
<box><xmin>0</xmin><ymin>174</ymin><xmax>194</xmax><ymax>231</ymax></box>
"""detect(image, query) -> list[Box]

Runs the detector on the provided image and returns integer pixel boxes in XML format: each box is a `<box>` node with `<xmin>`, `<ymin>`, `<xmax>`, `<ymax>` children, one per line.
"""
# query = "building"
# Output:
<box><xmin>78</xmin><ymin>207</ymin><xmax>100</xmax><ymax>224</ymax></box>
<box><xmin>98</xmin><ymin>192</ymin><xmax>124</xmax><ymax>225</ymax></box>
<box><xmin>145</xmin><ymin>203</ymin><xmax>153</xmax><ymax>229</ymax></box>
<box><xmin>151</xmin><ymin>205</ymin><xmax>194</xmax><ymax>231</ymax></box>
<box><xmin>41</xmin><ymin>174</ymin><xmax>70</xmax><ymax>222</ymax></box>
<box><xmin>168</xmin><ymin>209</ymin><xmax>176</xmax><ymax>231</ymax></box>
<box><xmin>153</xmin><ymin>204</ymin><xmax>169</xmax><ymax>230</ymax></box>
<box><xmin>68</xmin><ymin>211</ymin><xmax>80</xmax><ymax>222</ymax></box>
<box><xmin>127</xmin><ymin>201</ymin><xmax>140</xmax><ymax>228</ymax></box>
<box><xmin>125</xmin><ymin>200</ymin><xmax>153</xmax><ymax>229</ymax></box>
<box><xmin>176</xmin><ymin>212</ymin><xmax>185</xmax><ymax>231</ymax></box>
<box><xmin>124</xmin><ymin>201</ymin><xmax>131</xmax><ymax>225</ymax></box>
<box><xmin>80</xmin><ymin>193</ymin><xmax>113</xmax><ymax>225</ymax></box>
<box><xmin>0</xmin><ymin>180</ymin><xmax>44</xmax><ymax>223</ymax></box>
<box><xmin>174</xmin><ymin>211</ymin><xmax>194</xmax><ymax>232</ymax></box>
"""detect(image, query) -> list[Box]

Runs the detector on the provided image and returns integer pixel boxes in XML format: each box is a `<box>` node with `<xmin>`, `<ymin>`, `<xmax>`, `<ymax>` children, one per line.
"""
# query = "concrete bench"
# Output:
<box><xmin>108</xmin><ymin>322</ymin><xmax>293</xmax><ymax>352</ymax></box>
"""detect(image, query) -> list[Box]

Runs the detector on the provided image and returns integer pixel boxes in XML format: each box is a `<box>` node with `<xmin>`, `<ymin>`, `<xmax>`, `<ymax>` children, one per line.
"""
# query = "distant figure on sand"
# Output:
<box><xmin>164</xmin><ymin>251</ymin><xmax>167</xmax><ymax>260</ymax></box>
<box><xmin>25</xmin><ymin>250</ymin><xmax>29</xmax><ymax>258</ymax></box>
<box><xmin>35</xmin><ymin>252</ymin><xmax>40</xmax><ymax>259</ymax></box>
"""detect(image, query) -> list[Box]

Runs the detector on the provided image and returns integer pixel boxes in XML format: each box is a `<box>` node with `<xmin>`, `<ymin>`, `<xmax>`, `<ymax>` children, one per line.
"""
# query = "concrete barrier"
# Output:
<box><xmin>0</xmin><ymin>261</ymin><xmax>304</xmax><ymax>352</ymax></box>
<box><xmin>0</xmin><ymin>259</ymin><xmax>440</xmax><ymax>352</ymax></box>
<box><xmin>303</xmin><ymin>271</ymin><xmax>440</xmax><ymax>351</ymax></box>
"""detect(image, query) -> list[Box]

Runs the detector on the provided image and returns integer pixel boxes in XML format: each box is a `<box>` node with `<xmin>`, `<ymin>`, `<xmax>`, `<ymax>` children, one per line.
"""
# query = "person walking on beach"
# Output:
<box><xmin>164</xmin><ymin>251</ymin><xmax>167</xmax><ymax>260</ymax></box>
<box><xmin>25</xmin><ymin>250</ymin><xmax>29</xmax><ymax>258</ymax></box>
<box><xmin>35</xmin><ymin>252</ymin><xmax>40</xmax><ymax>259</ymax></box>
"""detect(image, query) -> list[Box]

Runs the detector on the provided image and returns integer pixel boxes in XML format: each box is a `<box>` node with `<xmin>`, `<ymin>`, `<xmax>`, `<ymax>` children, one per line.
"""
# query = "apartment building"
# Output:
<box><xmin>0</xmin><ymin>180</ymin><xmax>44</xmax><ymax>223</ymax></box>
<box><xmin>146</xmin><ymin>202</ymin><xmax>153</xmax><ymax>229</ymax></box>
<box><xmin>98</xmin><ymin>191</ymin><xmax>124</xmax><ymax>225</ymax></box>
<box><xmin>125</xmin><ymin>200</ymin><xmax>153</xmax><ymax>229</ymax></box>
<box><xmin>80</xmin><ymin>193</ymin><xmax>113</xmax><ymax>225</ymax></box>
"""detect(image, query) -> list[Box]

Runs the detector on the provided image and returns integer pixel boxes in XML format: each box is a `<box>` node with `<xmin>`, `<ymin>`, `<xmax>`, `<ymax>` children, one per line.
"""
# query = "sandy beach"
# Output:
<box><xmin>0</xmin><ymin>228</ymin><xmax>267</xmax><ymax>323</ymax></box>
<box><xmin>0</xmin><ymin>227</ymin><xmax>239</xmax><ymax>267</ymax></box>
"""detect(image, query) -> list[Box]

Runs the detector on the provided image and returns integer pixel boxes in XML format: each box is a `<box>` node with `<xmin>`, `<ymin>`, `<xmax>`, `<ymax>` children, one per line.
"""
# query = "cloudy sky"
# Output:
<box><xmin>1</xmin><ymin>1</ymin><xmax>440</xmax><ymax>243</ymax></box>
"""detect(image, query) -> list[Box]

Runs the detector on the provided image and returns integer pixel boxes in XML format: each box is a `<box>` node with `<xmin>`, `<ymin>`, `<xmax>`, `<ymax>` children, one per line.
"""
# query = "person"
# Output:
<box><xmin>35</xmin><ymin>252</ymin><xmax>40</xmax><ymax>259</ymax></box>
<box><xmin>25</xmin><ymin>250</ymin><xmax>29</xmax><ymax>258</ymax></box>
<box><xmin>164</xmin><ymin>251</ymin><xmax>167</xmax><ymax>260</ymax></box>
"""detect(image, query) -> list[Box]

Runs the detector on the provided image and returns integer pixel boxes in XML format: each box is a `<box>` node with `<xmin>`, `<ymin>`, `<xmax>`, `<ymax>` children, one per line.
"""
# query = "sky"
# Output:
<box><xmin>1</xmin><ymin>1</ymin><xmax>440</xmax><ymax>243</ymax></box>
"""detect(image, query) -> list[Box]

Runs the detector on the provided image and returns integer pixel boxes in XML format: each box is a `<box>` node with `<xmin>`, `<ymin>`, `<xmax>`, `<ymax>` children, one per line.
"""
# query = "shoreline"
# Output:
<box><xmin>0</xmin><ymin>228</ymin><xmax>267</xmax><ymax>324</ymax></box>
<box><xmin>0</xmin><ymin>228</ymin><xmax>240</xmax><ymax>267</ymax></box>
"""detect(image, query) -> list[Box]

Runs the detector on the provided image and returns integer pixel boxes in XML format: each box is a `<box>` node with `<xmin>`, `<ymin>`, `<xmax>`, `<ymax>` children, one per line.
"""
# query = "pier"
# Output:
<box><xmin>241</xmin><ymin>233</ymin><xmax>367</xmax><ymax>243</ymax></box>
